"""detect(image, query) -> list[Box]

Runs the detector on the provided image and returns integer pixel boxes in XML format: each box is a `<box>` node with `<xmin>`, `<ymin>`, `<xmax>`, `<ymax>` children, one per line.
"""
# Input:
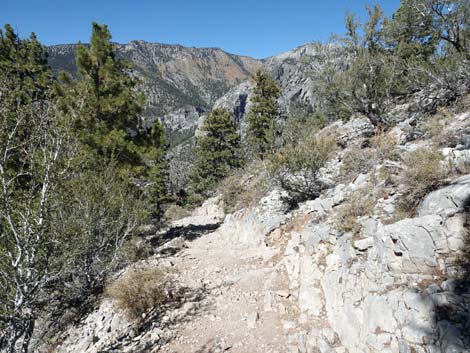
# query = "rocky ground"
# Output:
<box><xmin>51</xmin><ymin>107</ymin><xmax>470</xmax><ymax>353</ymax></box>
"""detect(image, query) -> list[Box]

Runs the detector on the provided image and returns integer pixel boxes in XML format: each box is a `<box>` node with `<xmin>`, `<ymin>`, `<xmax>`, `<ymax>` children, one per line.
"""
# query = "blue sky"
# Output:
<box><xmin>1</xmin><ymin>0</ymin><xmax>400</xmax><ymax>58</ymax></box>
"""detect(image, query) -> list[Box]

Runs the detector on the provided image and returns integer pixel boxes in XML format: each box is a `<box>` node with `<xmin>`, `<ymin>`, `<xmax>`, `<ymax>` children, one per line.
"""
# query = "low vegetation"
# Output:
<box><xmin>337</xmin><ymin>128</ymin><xmax>400</xmax><ymax>184</ymax></box>
<box><xmin>338</xmin><ymin>148</ymin><xmax>377</xmax><ymax>183</ymax></box>
<box><xmin>332</xmin><ymin>189</ymin><xmax>376</xmax><ymax>234</ymax></box>
<box><xmin>218</xmin><ymin>160</ymin><xmax>269</xmax><ymax>213</ymax></box>
<box><xmin>269</xmin><ymin>133</ymin><xmax>336</xmax><ymax>205</ymax></box>
<box><xmin>399</xmin><ymin>147</ymin><xmax>448</xmax><ymax>213</ymax></box>
<box><xmin>164</xmin><ymin>204</ymin><xmax>192</xmax><ymax>221</ymax></box>
<box><xmin>106</xmin><ymin>266</ymin><xmax>170</xmax><ymax>319</ymax></box>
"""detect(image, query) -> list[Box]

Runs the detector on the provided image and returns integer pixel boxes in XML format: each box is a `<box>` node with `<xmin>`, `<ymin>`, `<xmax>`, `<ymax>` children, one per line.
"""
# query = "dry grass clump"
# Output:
<box><xmin>332</xmin><ymin>189</ymin><xmax>375</xmax><ymax>234</ymax></box>
<box><xmin>399</xmin><ymin>147</ymin><xmax>447</xmax><ymax>213</ymax></box>
<box><xmin>338</xmin><ymin>147</ymin><xmax>376</xmax><ymax>182</ymax></box>
<box><xmin>338</xmin><ymin>128</ymin><xmax>401</xmax><ymax>184</ymax></box>
<box><xmin>453</xmin><ymin>154</ymin><xmax>470</xmax><ymax>175</ymax></box>
<box><xmin>382</xmin><ymin>208</ymin><xmax>409</xmax><ymax>225</ymax></box>
<box><xmin>370</xmin><ymin>128</ymin><xmax>400</xmax><ymax>161</ymax></box>
<box><xmin>218</xmin><ymin>160</ymin><xmax>269</xmax><ymax>213</ymax></box>
<box><xmin>164</xmin><ymin>204</ymin><xmax>191</xmax><ymax>221</ymax></box>
<box><xmin>106</xmin><ymin>266</ymin><xmax>170</xmax><ymax>319</ymax></box>
<box><xmin>422</xmin><ymin>112</ymin><xmax>459</xmax><ymax>147</ymax></box>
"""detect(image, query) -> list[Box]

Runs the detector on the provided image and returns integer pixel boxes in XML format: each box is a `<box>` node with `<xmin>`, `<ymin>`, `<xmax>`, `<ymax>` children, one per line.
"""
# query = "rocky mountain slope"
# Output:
<box><xmin>48</xmin><ymin>41</ymin><xmax>338</xmax><ymax>191</ymax></box>
<box><xmin>48</xmin><ymin>41</ymin><xmax>261</xmax><ymax>146</ymax></box>
<box><xmin>46</xmin><ymin>103</ymin><xmax>470</xmax><ymax>353</ymax></box>
<box><xmin>44</xmin><ymin>39</ymin><xmax>470</xmax><ymax>353</ymax></box>
<box><xmin>213</xmin><ymin>43</ymin><xmax>343</xmax><ymax>127</ymax></box>
<box><xmin>47</xmin><ymin>41</ymin><xmax>333</xmax><ymax>143</ymax></box>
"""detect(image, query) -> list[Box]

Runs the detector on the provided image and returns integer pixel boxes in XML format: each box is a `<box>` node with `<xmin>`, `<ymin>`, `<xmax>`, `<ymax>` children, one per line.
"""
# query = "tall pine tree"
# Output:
<box><xmin>64</xmin><ymin>22</ymin><xmax>167</xmax><ymax>212</ymax></box>
<box><xmin>190</xmin><ymin>108</ymin><xmax>242</xmax><ymax>198</ymax></box>
<box><xmin>246</xmin><ymin>70</ymin><xmax>281</xmax><ymax>160</ymax></box>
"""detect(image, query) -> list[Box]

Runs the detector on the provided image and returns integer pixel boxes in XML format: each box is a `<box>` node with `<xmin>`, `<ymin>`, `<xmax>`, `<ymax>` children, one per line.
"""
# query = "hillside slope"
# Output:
<box><xmin>50</xmin><ymin>102</ymin><xmax>470</xmax><ymax>353</ymax></box>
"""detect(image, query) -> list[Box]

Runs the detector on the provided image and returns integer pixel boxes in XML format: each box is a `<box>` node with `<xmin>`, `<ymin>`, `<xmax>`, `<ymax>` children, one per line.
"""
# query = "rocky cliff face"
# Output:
<box><xmin>47</xmin><ymin>41</ymin><xmax>261</xmax><ymax>144</ymax></box>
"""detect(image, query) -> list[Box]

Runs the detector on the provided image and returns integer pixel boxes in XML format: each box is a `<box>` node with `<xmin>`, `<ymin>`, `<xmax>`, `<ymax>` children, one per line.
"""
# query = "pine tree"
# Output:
<box><xmin>383</xmin><ymin>0</ymin><xmax>437</xmax><ymax>60</ymax></box>
<box><xmin>0</xmin><ymin>24</ymin><xmax>53</xmax><ymax>179</ymax></box>
<box><xmin>190</xmin><ymin>108</ymin><xmax>242</xmax><ymax>197</ymax></box>
<box><xmin>67</xmin><ymin>22</ymin><xmax>168</xmax><ymax>212</ymax></box>
<box><xmin>246</xmin><ymin>70</ymin><xmax>281</xmax><ymax>160</ymax></box>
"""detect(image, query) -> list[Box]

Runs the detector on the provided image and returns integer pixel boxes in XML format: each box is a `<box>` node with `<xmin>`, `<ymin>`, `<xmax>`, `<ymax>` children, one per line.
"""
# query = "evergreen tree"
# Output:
<box><xmin>246</xmin><ymin>70</ymin><xmax>281</xmax><ymax>160</ymax></box>
<box><xmin>190</xmin><ymin>108</ymin><xmax>242</xmax><ymax>197</ymax></box>
<box><xmin>0</xmin><ymin>25</ymin><xmax>53</xmax><ymax>181</ymax></box>
<box><xmin>65</xmin><ymin>22</ymin><xmax>167</xmax><ymax>212</ymax></box>
<box><xmin>321</xmin><ymin>5</ymin><xmax>407</xmax><ymax>125</ymax></box>
<box><xmin>383</xmin><ymin>0</ymin><xmax>437</xmax><ymax>60</ymax></box>
<box><xmin>429</xmin><ymin>0</ymin><xmax>470</xmax><ymax>56</ymax></box>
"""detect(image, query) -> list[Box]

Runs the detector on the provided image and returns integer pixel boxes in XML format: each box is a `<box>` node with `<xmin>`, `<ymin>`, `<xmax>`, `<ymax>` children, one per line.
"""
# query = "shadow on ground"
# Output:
<box><xmin>421</xmin><ymin>196</ymin><xmax>470</xmax><ymax>352</ymax></box>
<box><xmin>150</xmin><ymin>222</ymin><xmax>221</xmax><ymax>250</ymax></box>
<box><xmin>194</xmin><ymin>339</ymin><xmax>233</xmax><ymax>353</ymax></box>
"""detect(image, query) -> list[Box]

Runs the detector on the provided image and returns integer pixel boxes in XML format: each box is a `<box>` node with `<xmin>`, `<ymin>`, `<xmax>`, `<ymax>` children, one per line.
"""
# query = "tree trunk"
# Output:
<box><xmin>20</xmin><ymin>319</ymin><xmax>34</xmax><ymax>353</ymax></box>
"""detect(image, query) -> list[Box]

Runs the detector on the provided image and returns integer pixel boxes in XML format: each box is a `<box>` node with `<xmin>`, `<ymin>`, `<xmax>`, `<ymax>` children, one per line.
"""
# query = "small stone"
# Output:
<box><xmin>276</xmin><ymin>290</ymin><xmax>291</xmax><ymax>298</ymax></box>
<box><xmin>246</xmin><ymin>312</ymin><xmax>259</xmax><ymax>328</ymax></box>
<box><xmin>353</xmin><ymin>237</ymin><xmax>374</xmax><ymax>251</ymax></box>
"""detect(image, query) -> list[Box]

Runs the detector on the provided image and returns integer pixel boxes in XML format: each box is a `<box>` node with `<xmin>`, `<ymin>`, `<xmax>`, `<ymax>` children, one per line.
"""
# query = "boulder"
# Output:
<box><xmin>172</xmin><ymin>196</ymin><xmax>225</xmax><ymax>228</ymax></box>
<box><xmin>418</xmin><ymin>175</ymin><xmax>470</xmax><ymax>217</ymax></box>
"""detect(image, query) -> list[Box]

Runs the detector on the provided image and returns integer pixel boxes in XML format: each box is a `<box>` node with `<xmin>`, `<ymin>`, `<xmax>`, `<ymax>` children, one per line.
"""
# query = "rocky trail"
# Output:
<box><xmin>159</xmin><ymin>225</ymin><xmax>292</xmax><ymax>353</ymax></box>
<box><xmin>55</xmin><ymin>114</ymin><xmax>470</xmax><ymax>353</ymax></box>
<box><xmin>56</xmin><ymin>193</ymin><xmax>301</xmax><ymax>353</ymax></box>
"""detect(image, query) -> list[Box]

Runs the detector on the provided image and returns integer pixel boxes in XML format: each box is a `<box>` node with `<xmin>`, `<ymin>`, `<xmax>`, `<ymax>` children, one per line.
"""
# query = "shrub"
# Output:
<box><xmin>106</xmin><ymin>266</ymin><xmax>170</xmax><ymax>319</ymax></box>
<box><xmin>332</xmin><ymin>189</ymin><xmax>375</xmax><ymax>234</ymax></box>
<box><xmin>338</xmin><ymin>129</ymin><xmax>400</xmax><ymax>184</ymax></box>
<box><xmin>218</xmin><ymin>160</ymin><xmax>269</xmax><ymax>213</ymax></box>
<box><xmin>269</xmin><ymin>134</ymin><xmax>336</xmax><ymax>204</ymax></box>
<box><xmin>399</xmin><ymin>147</ymin><xmax>447</xmax><ymax>212</ymax></box>
<box><xmin>338</xmin><ymin>147</ymin><xmax>376</xmax><ymax>183</ymax></box>
<box><xmin>422</xmin><ymin>112</ymin><xmax>460</xmax><ymax>148</ymax></box>
<box><xmin>453</xmin><ymin>153</ymin><xmax>470</xmax><ymax>176</ymax></box>
<box><xmin>280</xmin><ymin>113</ymin><xmax>327</xmax><ymax>147</ymax></box>
<box><xmin>370</xmin><ymin>128</ymin><xmax>400</xmax><ymax>161</ymax></box>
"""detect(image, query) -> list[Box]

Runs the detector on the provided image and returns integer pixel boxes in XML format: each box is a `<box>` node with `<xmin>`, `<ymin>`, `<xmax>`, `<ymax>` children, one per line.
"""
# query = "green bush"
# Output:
<box><xmin>269</xmin><ymin>134</ymin><xmax>336</xmax><ymax>204</ymax></box>
<box><xmin>280</xmin><ymin>113</ymin><xmax>327</xmax><ymax>147</ymax></box>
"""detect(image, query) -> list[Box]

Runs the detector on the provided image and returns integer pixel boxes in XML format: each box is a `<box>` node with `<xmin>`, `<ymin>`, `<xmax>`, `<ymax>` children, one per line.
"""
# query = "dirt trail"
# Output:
<box><xmin>158</xmin><ymin>226</ymin><xmax>301</xmax><ymax>353</ymax></box>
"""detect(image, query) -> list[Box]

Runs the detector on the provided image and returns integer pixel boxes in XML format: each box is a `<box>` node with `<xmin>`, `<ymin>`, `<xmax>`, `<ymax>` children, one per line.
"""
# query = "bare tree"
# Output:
<box><xmin>0</xmin><ymin>93</ymin><xmax>69</xmax><ymax>352</ymax></box>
